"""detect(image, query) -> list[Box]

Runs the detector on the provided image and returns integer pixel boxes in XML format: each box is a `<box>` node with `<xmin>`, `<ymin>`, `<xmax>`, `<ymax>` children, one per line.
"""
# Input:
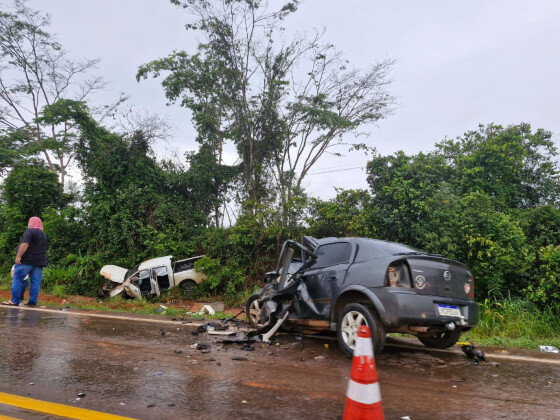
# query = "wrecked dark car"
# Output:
<box><xmin>99</xmin><ymin>255</ymin><xmax>206</xmax><ymax>299</ymax></box>
<box><xmin>246</xmin><ymin>237</ymin><xmax>478</xmax><ymax>356</ymax></box>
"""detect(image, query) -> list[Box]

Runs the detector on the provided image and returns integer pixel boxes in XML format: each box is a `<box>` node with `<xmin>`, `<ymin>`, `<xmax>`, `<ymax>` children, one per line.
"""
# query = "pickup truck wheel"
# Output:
<box><xmin>417</xmin><ymin>330</ymin><xmax>462</xmax><ymax>349</ymax></box>
<box><xmin>245</xmin><ymin>293</ymin><xmax>272</xmax><ymax>330</ymax></box>
<box><xmin>179</xmin><ymin>280</ymin><xmax>197</xmax><ymax>298</ymax></box>
<box><xmin>337</xmin><ymin>303</ymin><xmax>386</xmax><ymax>356</ymax></box>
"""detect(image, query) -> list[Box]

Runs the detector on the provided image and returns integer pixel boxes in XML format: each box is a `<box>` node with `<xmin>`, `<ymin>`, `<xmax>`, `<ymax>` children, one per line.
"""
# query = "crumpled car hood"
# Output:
<box><xmin>99</xmin><ymin>265</ymin><xmax>128</xmax><ymax>284</ymax></box>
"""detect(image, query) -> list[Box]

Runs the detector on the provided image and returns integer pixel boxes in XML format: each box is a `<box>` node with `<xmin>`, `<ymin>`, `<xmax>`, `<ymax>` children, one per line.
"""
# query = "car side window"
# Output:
<box><xmin>314</xmin><ymin>243</ymin><xmax>352</xmax><ymax>268</ymax></box>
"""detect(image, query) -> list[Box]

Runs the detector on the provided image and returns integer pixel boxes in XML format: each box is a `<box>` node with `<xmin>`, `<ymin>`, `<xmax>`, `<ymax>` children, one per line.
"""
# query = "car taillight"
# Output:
<box><xmin>469</xmin><ymin>274</ymin><xmax>475</xmax><ymax>298</ymax></box>
<box><xmin>385</xmin><ymin>264</ymin><xmax>412</xmax><ymax>288</ymax></box>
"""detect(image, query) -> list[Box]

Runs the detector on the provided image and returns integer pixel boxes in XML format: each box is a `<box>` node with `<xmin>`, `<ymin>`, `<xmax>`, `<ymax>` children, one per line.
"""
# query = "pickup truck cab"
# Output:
<box><xmin>99</xmin><ymin>255</ymin><xmax>206</xmax><ymax>299</ymax></box>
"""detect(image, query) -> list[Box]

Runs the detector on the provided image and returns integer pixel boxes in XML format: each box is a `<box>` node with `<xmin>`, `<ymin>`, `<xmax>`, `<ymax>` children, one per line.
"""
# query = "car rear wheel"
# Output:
<box><xmin>245</xmin><ymin>293</ymin><xmax>273</xmax><ymax>330</ymax></box>
<box><xmin>417</xmin><ymin>329</ymin><xmax>462</xmax><ymax>349</ymax></box>
<box><xmin>180</xmin><ymin>280</ymin><xmax>197</xmax><ymax>298</ymax></box>
<box><xmin>337</xmin><ymin>303</ymin><xmax>386</xmax><ymax>356</ymax></box>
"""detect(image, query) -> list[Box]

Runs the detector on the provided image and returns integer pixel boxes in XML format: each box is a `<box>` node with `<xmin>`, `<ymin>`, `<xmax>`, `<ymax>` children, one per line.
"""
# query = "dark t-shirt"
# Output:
<box><xmin>19</xmin><ymin>228</ymin><xmax>48</xmax><ymax>267</ymax></box>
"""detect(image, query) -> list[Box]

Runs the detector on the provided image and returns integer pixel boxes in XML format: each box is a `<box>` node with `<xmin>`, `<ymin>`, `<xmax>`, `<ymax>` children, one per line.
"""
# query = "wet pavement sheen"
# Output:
<box><xmin>1</xmin><ymin>306</ymin><xmax>560</xmax><ymax>419</ymax></box>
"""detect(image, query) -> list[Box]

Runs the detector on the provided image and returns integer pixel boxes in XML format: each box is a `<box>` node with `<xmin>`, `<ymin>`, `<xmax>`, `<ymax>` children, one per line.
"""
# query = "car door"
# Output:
<box><xmin>299</xmin><ymin>242</ymin><xmax>352</xmax><ymax>320</ymax></box>
<box><xmin>153</xmin><ymin>266</ymin><xmax>169</xmax><ymax>292</ymax></box>
<box><xmin>126</xmin><ymin>269</ymin><xmax>160</xmax><ymax>298</ymax></box>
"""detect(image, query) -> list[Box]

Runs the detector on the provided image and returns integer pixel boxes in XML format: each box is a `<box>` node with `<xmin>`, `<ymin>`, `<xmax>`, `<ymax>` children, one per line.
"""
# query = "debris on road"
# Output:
<box><xmin>539</xmin><ymin>345</ymin><xmax>559</xmax><ymax>353</ymax></box>
<box><xmin>199</xmin><ymin>304</ymin><xmax>215</xmax><ymax>315</ymax></box>
<box><xmin>462</xmin><ymin>343</ymin><xmax>486</xmax><ymax>363</ymax></box>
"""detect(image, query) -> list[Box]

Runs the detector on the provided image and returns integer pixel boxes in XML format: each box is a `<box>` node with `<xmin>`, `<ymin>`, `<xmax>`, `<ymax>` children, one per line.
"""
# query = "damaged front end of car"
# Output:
<box><xmin>246</xmin><ymin>238</ymin><xmax>318</xmax><ymax>342</ymax></box>
<box><xmin>98</xmin><ymin>265</ymin><xmax>128</xmax><ymax>299</ymax></box>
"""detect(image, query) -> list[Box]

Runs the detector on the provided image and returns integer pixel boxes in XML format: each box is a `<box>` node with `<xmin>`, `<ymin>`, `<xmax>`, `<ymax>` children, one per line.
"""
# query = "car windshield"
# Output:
<box><xmin>125</xmin><ymin>264</ymin><xmax>140</xmax><ymax>280</ymax></box>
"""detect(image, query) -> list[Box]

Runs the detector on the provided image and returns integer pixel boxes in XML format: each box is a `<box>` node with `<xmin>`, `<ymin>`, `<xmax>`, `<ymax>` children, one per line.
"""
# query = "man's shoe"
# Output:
<box><xmin>24</xmin><ymin>302</ymin><xmax>37</xmax><ymax>307</ymax></box>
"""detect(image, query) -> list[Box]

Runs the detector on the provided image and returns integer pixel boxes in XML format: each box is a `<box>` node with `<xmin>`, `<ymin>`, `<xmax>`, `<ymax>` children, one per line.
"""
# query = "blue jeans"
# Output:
<box><xmin>12</xmin><ymin>264</ymin><xmax>43</xmax><ymax>305</ymax></box>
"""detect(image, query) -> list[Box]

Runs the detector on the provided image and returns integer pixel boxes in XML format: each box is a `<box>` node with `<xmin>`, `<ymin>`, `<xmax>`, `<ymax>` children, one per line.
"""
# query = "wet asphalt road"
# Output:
<box><xmin>1</xmin><ymin>306</ymin><xmax>560</xmax><ymax>420</ymax></box>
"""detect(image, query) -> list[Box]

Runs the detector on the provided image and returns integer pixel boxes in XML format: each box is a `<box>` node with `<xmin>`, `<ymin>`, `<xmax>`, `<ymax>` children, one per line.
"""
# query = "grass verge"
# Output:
<box><xmin>30</xmin><ymin>294</ymin><xmax>238</xmax><ymax>321</ymax></box>
<box><xmin>462</xmin><ymin>297</ymin><xmax>560</xmax><ymax>350</ymax></box>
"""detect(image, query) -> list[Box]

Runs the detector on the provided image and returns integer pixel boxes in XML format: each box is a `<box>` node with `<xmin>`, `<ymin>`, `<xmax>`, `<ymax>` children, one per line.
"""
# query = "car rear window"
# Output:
<box><xmin>355</xmin><ymin>240</ymin><xmax>419</xmax><ymax>261</ymax></box>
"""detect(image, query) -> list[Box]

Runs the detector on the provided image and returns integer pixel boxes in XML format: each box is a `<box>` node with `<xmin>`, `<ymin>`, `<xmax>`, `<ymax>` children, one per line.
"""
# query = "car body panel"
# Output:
<box><xmin>99</xmin><ymin>265</ymin><xmax>128</xmax><ymax>284</ymax></box>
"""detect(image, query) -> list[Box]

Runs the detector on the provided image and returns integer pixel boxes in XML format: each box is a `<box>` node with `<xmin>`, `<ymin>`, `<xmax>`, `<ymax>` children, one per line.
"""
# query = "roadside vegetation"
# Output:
<box><xmin>1</xmin><ymin>1</ymin><xmax>559</xmax><ymax>351</ymax></box>
<box><xmin>463</xmin><ymin>297</ymin><xmax>560</xmax><ymax>350</ymax></box>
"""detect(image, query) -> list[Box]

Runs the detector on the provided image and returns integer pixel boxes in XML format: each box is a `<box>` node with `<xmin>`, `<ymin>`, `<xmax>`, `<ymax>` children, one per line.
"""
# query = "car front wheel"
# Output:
<box><xmin>337</xmin><ymin>303</ymin><xmax>386</xmax><ymax>357</ymax></box>
<box><xmin>245</xmin><ymin>293</ymin><xmax>272</xmax><ymax>331</ymax></box>
<box><xmin>417</xmin><ymin>329</ymin><xmax>462</xmax><ymax>349</ymax></box>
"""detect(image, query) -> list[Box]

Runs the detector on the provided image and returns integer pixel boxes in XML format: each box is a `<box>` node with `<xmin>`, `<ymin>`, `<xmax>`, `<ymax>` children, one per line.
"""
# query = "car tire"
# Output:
<box><xmin>179</xmin><ymin>280</ymin><xmax>197</xmax><ymax>298</ymax></box>
<box><xmin>337</xmin><ymin>303</ymin><xmax>386</xmax><ymax>357</ymax></box>
<box><xmin>245</xmin><ymin>293</ymin><xmax>273</xmax><ymax>331</ymax></box>
<box><xmin>417</xmin><ymin>329</ymin><xmax>462</xmax><ymax>349</ymax></box>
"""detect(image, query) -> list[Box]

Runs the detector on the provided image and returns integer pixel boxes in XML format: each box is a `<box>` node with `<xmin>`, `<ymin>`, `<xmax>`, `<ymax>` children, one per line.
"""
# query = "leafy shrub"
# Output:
<box><xmin>194</xmin><ymin>256</ymin><xmax>247</xmax><ymax>305</ymax></box>
<box><xmin>41</xmin><ymin>254</ymin><xmax>103</xmax><ymax>297</ymax></box>
<box><xmin>526</xmin><ymin>245</ymin><xmax>560</xmax><ymax>306</ymax></box>
<box><xmin>52</xmin><ymin>284</ymin><xmax>69</xmax><ymax>298</ymax></box>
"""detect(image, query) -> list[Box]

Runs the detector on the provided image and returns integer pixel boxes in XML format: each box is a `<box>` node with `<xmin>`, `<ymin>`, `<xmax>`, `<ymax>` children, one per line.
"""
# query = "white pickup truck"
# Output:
<box><xmin>98</xmin><ymin>255</ymin><xmax>206</xmax><ymax>299</ymax></box>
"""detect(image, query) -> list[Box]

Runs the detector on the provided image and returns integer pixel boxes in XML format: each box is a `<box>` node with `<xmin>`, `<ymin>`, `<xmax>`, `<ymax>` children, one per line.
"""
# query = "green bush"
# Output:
<box><xmin>52</xmin><ymin>284</ymin><xmax>69</xmax><ymax>298</ymax></box>
<box><xmin>526</xmin><ymin>245</ymin><xmax>560</xmax><ymax>306</ymax></box>
<box><xmin>194</xmin><ymin>256</ymin><xmax>248</xmax><ymax>306</ymax></box>
<box><xmin>41</xmin><ymin>254</ymin><xmax>103</xmax><ymax>297</ymax></box>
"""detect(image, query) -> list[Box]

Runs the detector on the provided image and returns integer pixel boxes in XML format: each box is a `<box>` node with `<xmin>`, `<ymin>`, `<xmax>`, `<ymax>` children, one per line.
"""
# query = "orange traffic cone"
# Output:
<box><xmin>343</xmin><ymin>325</ymin><xmax>384</xmax><ymax>420</ymax></box>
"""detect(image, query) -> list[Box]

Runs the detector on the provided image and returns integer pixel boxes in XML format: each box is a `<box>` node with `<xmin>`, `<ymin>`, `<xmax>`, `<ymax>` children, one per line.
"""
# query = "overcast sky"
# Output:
<box><xmin>18</xmin><ymin>0</ymin><xmax>560</xmax><ymax>198</ymax></box>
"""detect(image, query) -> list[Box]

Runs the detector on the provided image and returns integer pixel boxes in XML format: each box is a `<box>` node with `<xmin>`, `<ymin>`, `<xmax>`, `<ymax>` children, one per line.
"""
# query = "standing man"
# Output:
<box><xmin>2</xmin><ymin>217</ymin><xmax>48</xmax><ymax>307</ymax></box>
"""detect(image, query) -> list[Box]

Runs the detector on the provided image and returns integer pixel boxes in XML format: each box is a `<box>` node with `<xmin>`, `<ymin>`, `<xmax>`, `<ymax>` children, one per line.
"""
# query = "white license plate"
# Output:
<box><xmin>437</xmin><ymin>304</ymin><xmax>461</xmax><ymax>317</ymax></box>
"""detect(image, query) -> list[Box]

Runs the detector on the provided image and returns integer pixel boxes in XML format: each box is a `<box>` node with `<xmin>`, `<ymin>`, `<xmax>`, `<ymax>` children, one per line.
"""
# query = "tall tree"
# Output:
<box><xmin>137</xmin><ymin>0</ymin><xmax>394</xmax><ymax>224</ymax></box>
<box><xmin>435</xmin><ymin>123</ymin><xmax>560</xmax><ymax>210</ymax></box>
<box><xmin>0</xmin><ymin>0</ymin><xmax>104</xmax><ymax>186</ymax></box>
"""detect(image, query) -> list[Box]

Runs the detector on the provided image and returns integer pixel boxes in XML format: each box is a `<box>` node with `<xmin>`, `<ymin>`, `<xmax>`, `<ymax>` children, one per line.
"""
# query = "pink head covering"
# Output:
<box><xmin>28</xmin><ymin>217</ymin><xmax>43</xmax><ymax>231</ymax></box>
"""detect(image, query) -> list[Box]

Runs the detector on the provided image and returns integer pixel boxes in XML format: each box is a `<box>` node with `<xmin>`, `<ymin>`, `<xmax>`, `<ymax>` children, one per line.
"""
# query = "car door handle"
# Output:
<box><xmin>329</xmin><ymin>273</ymin><xmax>337</xmax><ymax>280</ymax></box>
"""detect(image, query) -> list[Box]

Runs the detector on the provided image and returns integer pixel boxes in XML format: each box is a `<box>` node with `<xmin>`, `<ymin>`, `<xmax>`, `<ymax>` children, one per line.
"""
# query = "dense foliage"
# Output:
<box><xmin>308</xmin><ymin>123</ymin><xmax>560</xmax><ymax>308</ymax></box>
<box><xmin>1</xmin><ymin>1</ymin><xmax>560</xmax><ymax>316</ymax></box>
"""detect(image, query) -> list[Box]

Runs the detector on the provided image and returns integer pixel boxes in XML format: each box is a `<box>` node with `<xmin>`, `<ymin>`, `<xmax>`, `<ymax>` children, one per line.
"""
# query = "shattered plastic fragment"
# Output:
<box><xmin>200</xmin><ymin>304</ymin><xmax>215</xmax><ymax>315</ymax></box>
<box><xmin>539</xmin><ymin>345</ymin><xmax>559</xmax><ymax>353</ymax></box>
